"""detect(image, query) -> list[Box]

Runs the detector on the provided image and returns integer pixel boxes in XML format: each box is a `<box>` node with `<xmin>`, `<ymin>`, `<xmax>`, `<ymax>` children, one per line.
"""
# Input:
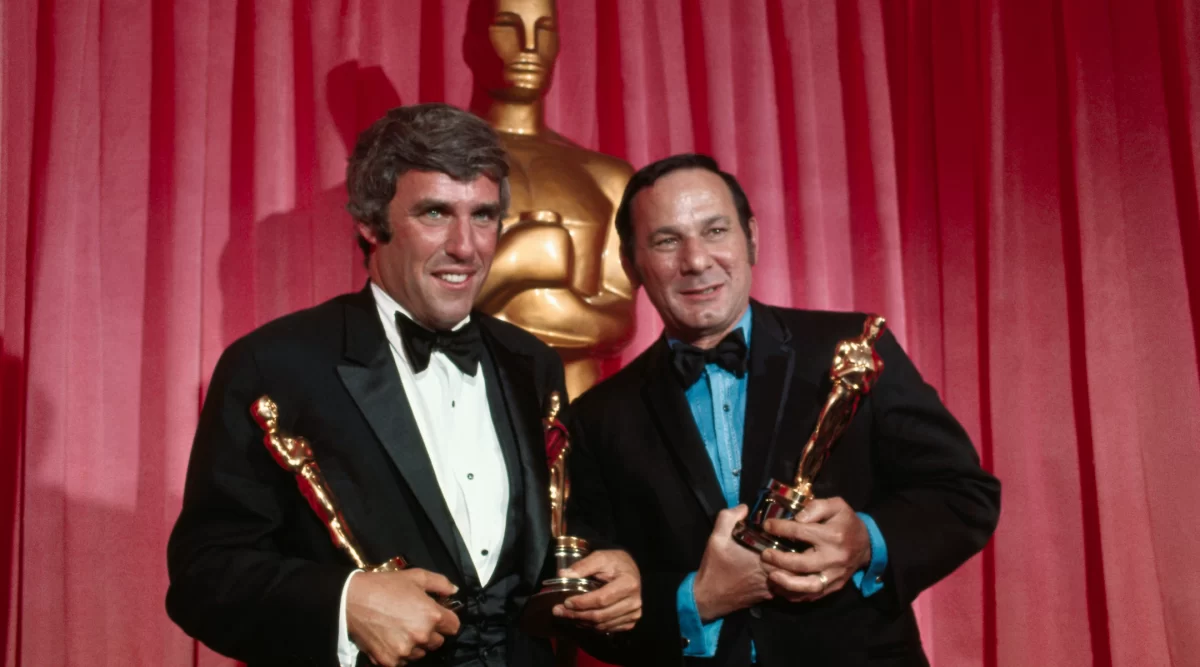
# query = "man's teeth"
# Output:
<box><xmin>440</xmin><ymin>273</ymin><xmax>468</xmax><ymax>284</ymax></box>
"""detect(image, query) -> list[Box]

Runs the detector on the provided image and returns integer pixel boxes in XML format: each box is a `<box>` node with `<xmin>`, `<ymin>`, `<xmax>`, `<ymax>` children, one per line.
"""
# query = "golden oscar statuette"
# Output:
<box><xmin>475</xmin><ymin>0</ymin><xmax>636</xmax><ymax>399</ymax></box>
<box><xmin>520</xmin><ymin>391</ymin><xmax>602</xmax><ymax>637</ymax></box>
<box><xmin>250</xmin><ymin>395</ymin><xmax>463</xmax><ymax>612</ymax></box>
<box><xmin>732</xmin><ymin>315</ymin><xmax>887</xmax><ymax>553</ymax></box>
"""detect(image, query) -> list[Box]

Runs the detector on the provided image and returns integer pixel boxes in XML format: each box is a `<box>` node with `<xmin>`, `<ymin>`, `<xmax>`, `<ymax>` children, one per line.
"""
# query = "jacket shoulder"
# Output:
<box><xmin>759</xmin><ymin>304</ymin><xmax>882</xmax><ymax>346</ymax></box>
<box><xmin>219</xmin><ymin>292</ymin><xmax>360</xmax><ymax>368</ymax></box>
<box><xmin>571</xmin><ymin>341</ymin><xmax>659</xmax><ymax>418</ymax></box>
<box><xmin>476</xmin><ymin>312</ymin><xmax>559</xmax><ymax>359</ymax></box>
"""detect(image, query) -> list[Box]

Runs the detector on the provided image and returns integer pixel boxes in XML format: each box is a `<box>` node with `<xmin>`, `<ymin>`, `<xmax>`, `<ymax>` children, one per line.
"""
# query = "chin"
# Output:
<box><xmin>439</xmin><ymin>301</ymin><xmax>473</xmax><ymax>321</ymax></box>
<box><xmin>496</xmin><ymin>80</ymin><xmax>544</xmax><ymax>102</ymax></box>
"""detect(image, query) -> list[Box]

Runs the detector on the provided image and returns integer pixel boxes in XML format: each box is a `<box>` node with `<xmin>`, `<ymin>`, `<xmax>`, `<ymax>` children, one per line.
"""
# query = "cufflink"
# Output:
<box><xmin>875</xmin><ymin>576</ymin><xmax>883</xmax><ymax>584</ymax></box>
<box><xmin>680</xmin><ymin>637</ymin><xmax>690</xmax><ymax>649</ymax></box>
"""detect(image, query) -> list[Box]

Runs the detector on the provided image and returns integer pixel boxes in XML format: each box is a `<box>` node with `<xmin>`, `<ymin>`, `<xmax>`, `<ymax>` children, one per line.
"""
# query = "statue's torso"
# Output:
<box><xmin>502</xmin><ymin>133</ymin><xmax>618</xmax><ymax>296</ymax></box>
<box><xmin>480</xmin><ymin>131</ymin><xmax>634</xmax><ymax>356</ymax></box>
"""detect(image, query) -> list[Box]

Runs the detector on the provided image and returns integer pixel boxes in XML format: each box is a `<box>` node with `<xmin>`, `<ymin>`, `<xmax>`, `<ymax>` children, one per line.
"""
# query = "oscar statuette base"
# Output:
<box><xmin>731</xmin><ymin>479</ymin><xmax>813</xmax><ymax>554</ymax></box>
<box><xmin>520</xmin><ymin>536</ymin><xmax>602</xmax><ymax>637</ymax></box>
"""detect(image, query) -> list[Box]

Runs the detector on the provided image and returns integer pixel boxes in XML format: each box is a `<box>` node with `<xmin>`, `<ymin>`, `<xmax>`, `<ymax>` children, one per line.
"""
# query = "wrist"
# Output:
<box><xmin>853</xmin><ymin>512</ymin><xmax>879</xmax><ymax>572</ymax></box>
<box><xmin>858</xmin><ymin>542</ymin><xmax>873</xmax><ymax>571</ymax></box>
<box><xmin>692</xmin><ymin>575</ymin><xmax>721</xmax><ymax>622</ymax></box>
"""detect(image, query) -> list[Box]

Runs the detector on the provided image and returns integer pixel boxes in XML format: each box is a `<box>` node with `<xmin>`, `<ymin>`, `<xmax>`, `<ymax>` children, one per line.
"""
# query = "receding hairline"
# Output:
<box><xmin>630</xmin><ymin>168</ymin><xmax>741</xmax><ymax>220</ymax></box>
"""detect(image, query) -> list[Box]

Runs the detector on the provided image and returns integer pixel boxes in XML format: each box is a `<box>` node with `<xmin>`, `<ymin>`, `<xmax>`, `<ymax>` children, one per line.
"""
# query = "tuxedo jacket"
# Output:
<box><xmin>566</xmin><ymin>302</ymin><xmax>1001</xmax><ymax>667</ymax></box>
<box><xmin>166</xmin><ymin>285</ymin><xmax>566</xmax><ymax>666</ymax></box>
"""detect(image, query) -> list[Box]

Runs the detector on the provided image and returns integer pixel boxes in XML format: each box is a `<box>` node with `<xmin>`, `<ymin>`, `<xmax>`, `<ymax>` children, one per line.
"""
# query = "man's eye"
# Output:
<box><xmin>707</xmin><ymin>227</ymin><xmax>728</xmax><ymax>238</ymax></box>
<box><xmin>424</xmin><ymin>210</ymin><xmax>444</xmax><ymax>219</ymax></box>
<box><xmin>653</xmin><ymin>237</ymin><xmax>677</xmax><ymax>248</ymax></box>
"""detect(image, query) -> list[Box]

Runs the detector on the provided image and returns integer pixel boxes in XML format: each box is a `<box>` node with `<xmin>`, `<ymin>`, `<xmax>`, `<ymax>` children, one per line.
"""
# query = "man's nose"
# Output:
<box><xmin>679</xmin><ymin>237</ymin><xmax>713</xmax><ymax>274</ymax></box>
<box><xmin>445</xmin><ymin>217</ymin><xmax>476</xmax><ymax>259</ymax></box>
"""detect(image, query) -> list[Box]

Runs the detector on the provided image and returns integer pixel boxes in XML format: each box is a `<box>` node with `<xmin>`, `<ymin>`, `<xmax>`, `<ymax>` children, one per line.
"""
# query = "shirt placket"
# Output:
<box><xmin>709</xmin><ymin>368</ymin><xmax>737</xmax><ymax>508</ymax></box>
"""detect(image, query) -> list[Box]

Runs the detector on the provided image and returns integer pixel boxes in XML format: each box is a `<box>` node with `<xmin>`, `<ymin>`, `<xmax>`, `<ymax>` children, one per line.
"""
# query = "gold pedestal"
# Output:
<box><xmin>520</xmin><ymin>536</ymin><xmax>603</xmax><ymax>637</ymax></box>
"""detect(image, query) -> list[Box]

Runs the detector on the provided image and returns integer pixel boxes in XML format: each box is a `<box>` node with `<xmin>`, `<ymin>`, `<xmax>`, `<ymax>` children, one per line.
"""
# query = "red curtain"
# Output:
<box><xmin>3</xmin><ymin>1</ymin><xmax>1200</xmax><ymax>665</ymax></box>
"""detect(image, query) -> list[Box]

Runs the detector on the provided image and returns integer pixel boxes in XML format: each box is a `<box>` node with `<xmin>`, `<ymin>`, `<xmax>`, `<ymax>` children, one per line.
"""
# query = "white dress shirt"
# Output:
<box><xmin>337</xmin><ymin>282</ymin><xmax>512</xmax><ymax>666</ymax></box>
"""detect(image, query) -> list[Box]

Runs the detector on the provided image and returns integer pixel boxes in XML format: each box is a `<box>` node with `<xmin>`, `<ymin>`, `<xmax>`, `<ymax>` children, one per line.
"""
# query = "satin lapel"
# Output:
<box><xmin>335</xmin><ymin>288</ymin><xmax>466</xmax><ymax>579</ymax></box>
<box><xmin>643</xmin><ymin>339</ymin><xmax>725</xmax><ymax>522</ymax></box>
<box><xmin>739</xmin><ymin>302</ymin><xmax>826</xmax><ymax>503</ymax></box>
<box><xmin>479</xmin><ymin>321</ymin><xmax>551</xmax><ymax>588</ymax></box>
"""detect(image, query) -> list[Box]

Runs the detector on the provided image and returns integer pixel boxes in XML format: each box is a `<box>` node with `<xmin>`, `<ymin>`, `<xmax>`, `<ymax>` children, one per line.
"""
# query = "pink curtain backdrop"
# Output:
<box><xmin>3</xmin><ymin>1</ymin><xmax>1200</xmax><ymax>665</ymax></box>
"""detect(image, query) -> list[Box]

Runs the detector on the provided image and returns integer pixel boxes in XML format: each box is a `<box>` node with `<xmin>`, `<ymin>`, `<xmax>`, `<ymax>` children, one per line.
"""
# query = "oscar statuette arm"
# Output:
<box><xmin>476</xmin><ymin>211</ymin><xmax>574</xmax><ymax>308</ymax></box>
<box><xmin>583</xmin><ymin>156</ymin><xmax>636</xmax><ymax>303</ymax></box>
<box><xmin>476</xmin><ymin>207</ymin><xmax>635</xmax><ymax>353</ymax></box>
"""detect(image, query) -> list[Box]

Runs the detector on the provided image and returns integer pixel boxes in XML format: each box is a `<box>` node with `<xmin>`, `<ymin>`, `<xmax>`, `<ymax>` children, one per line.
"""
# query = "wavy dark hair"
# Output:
<box><xmin>614</xmin><ymin>153</ymin><xmax>754</xmax><ymax>265</ymax></box>
<box><xmin>346</xmin><ymin>103</ymin><xmax>510</xmax><ymax>261</ymax></box>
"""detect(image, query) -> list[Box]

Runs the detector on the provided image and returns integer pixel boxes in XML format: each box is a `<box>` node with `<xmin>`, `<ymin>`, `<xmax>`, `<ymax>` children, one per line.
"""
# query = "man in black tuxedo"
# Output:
<box><xmin>566</xmin><ymin>154</ymin><xmax>1000</xmax><ymax>666</ymax></box>
<box><xmin>166</xmin><ymin>104</ymin><xmax>641</xmax><ymax>667</ymax></box>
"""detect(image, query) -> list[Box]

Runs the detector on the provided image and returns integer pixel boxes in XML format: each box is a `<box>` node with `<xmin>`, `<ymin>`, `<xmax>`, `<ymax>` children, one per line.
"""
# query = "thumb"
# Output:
<box><xmin>713</xmin><ymin>504</ymin><xmax>749</xmax><ymax>536</ymax></box>
<box><xmin>410</xmin><ymin>568</ymin><xmax>459</xmax><ymax>598</ymax></box>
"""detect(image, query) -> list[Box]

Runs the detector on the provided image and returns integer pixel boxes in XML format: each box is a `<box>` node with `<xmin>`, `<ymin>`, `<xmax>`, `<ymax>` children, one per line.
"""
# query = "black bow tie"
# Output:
<box><xmin>395</xmin><ymin>311</ymin><xmax>481</xmax><ymax>376</ymax></box>
<box><xmin>670</xmin><ymin>329</ymin><xmax>749</xmax><ymax>388</ymax></box>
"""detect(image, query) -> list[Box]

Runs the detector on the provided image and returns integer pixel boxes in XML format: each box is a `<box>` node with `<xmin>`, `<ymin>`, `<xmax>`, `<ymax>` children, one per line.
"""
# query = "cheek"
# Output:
<box><xmin>378</xmin><ymin>243</ymin><xmax>413</xmax><ymax>278</ymax></box>
<box><xmin>490</xmin><ymin>27</ymin><xmax>520</xmax><ymax>60</ymax></box>
<box><xmin>539</xmin><ymin>34</ymin><xmax>559</xmax><ymax>62</ymax></box>
<box><xmin>714</xmin><ymin>251</ymin><xmax>748</xmax><ymax>278</ymax></box>
<box><xmin>399</xmin><ymin>228</ymin><xmax>443</xmax><ymax>271</ymax></box>
<box><xmin>475</xmin><ymin>227</ymin><xmax>500</xmax><ymax>257</ymax></box>
<box><xmin>638</xmin><ymin>257</ymin><xmax>677</xmax><ymax>294</ymax></box>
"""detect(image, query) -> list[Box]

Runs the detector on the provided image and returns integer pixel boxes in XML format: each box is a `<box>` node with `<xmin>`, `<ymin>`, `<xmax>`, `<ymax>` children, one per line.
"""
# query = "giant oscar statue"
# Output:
<box><xmin>474</xmin><ymin>0</ymin><xmax>635</xmax><ymax>398</ymax></box>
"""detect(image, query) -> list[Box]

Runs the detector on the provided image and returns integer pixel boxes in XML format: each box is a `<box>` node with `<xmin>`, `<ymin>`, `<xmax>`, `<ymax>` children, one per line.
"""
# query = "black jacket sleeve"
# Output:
<box><xmin>864</xmin><ymin>331</ymin><xmax>1001</xmax><ymax>606</ymax></box>
<box><xmin>165</xmin><ymin>339</ymin><xmax>352</xmax><ymax>665</ymax></box>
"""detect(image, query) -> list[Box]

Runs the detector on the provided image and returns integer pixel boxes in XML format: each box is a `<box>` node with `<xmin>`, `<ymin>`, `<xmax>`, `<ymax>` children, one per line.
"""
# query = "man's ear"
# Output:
<box><xmin>746</xmin><ymin>217</ymin><xmax>759</xmax><ymax>266</ymax></box>
<box><xmin>356</xmin><ymin>223</ymin><xmax>380</xmax><ymax>246</ymax></box>
<box><xmin>619</xmin><ymin>249</ymin><xmax>642</xmax><ymax>287</ymax></box>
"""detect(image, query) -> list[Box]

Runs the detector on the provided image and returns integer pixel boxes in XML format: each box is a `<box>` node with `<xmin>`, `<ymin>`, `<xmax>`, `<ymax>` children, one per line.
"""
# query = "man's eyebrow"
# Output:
<box><xmin>648</xmin><ymin>224</ymin><xmax>681</xmax><ymax>237</ymax></box>
<box><xmin>472</xmin><ymin>202</ymin><xmax>504</xmax><ymax>216</ymax></box>
<box><xmin>649</xmin><ymin>214</ymin><xmax>729</xmax><ymax>237</ymax></box>
<box><xmin>408</xmin><ymin>198</ymin><xmax>451</xmax><ymax>214</ymax></box>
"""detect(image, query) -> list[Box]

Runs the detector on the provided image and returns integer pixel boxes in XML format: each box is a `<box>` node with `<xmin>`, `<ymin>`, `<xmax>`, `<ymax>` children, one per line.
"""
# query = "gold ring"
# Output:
<box><xmin>816</xmin><ymin>572</ymin><xmax>829</xmax><ymax>590</ymax></box>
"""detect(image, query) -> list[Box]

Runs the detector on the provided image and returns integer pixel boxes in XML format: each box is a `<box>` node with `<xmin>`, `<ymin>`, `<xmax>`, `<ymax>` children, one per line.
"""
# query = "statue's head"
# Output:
<box><xmin>489</xmin><ymin>0</ymin><xmax>558</xmax><ymax>102</ymax></box>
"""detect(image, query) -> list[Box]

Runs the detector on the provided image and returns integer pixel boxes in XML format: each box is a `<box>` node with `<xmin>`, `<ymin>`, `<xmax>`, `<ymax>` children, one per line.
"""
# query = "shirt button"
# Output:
<box><xmin>451</xmin><ymin>400</ymin><xmax>456</xmax><ymax>408</ymax></box>
<box><xmin>723</xmin><ymin>403</ymin><xmax>730</xmax><ymax>412</ymax></box>
<box><xmin>467</xmin><ymin>473</ymin><xmax>474</xmax><ymax>480</ymax></box>
<box><xmin>481</xmin><ymin>549</ymin><xmax>489</xmax><ymax>556</ymax></box>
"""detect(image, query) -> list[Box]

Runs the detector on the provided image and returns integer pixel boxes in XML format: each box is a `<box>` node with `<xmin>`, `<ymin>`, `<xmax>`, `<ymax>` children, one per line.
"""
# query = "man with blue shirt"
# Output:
<box><xmin>562</xmin><ymin>154</ymin><xmax>1000</xmax><ymax>666</ymax></box>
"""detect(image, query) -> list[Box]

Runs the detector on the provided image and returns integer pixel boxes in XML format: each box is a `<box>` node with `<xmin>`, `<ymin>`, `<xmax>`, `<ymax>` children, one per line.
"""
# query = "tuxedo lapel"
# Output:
<box><xmin>740</xmin><ymin>302</ymin><xmax>826</xmax><ymax>503</ymax></box>
<box><xmin>478</xmin><ymin>319</ymin><xmax>552</xmax><ymax>588</ymax></box>
<box><xmin>642</xmin><ymin>340</ymin><xmax>726</xmax><ymax>522</ymax></box>
<box><xmin>335</xmin><ymin>287</ymin><xmax>467</xmax><ymax>579</ymax></box>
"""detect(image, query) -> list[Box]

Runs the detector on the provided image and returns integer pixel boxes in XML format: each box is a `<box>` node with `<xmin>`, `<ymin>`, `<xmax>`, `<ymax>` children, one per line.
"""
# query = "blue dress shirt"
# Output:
<box><xmin>672</xmin><ymin>308</ymin><xmax>889</xmax><ymax>658</ymax></box>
